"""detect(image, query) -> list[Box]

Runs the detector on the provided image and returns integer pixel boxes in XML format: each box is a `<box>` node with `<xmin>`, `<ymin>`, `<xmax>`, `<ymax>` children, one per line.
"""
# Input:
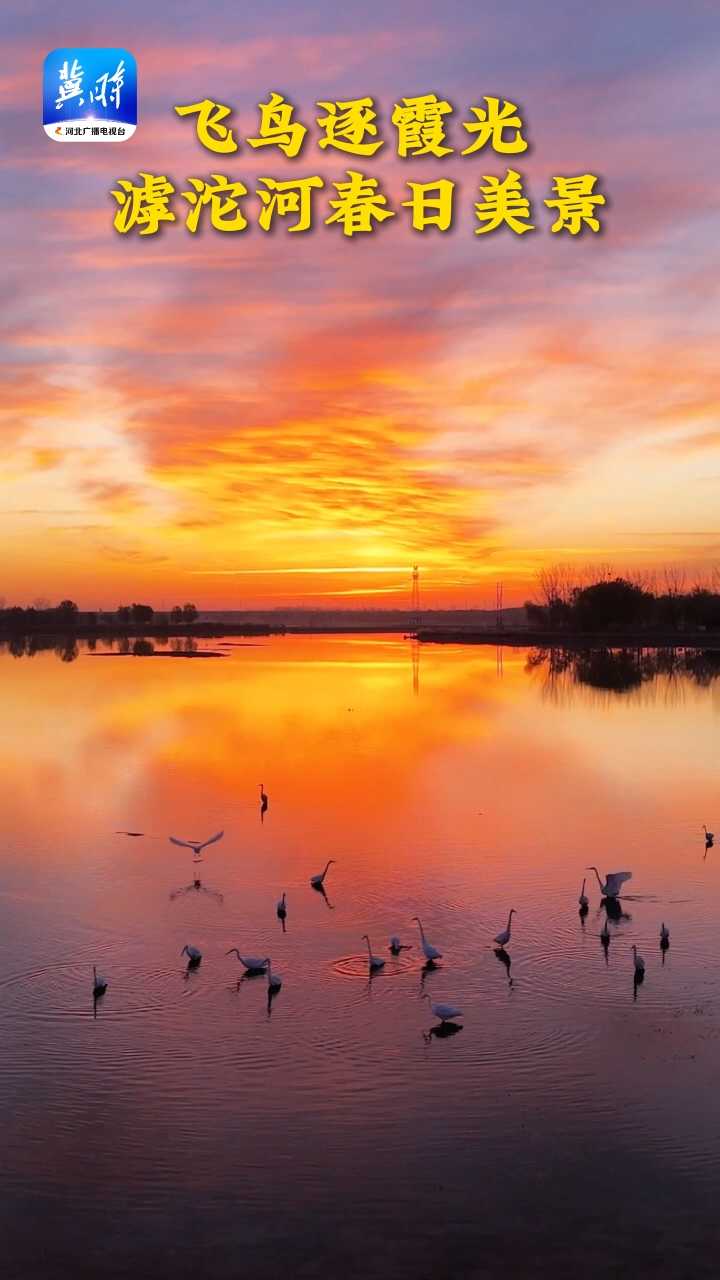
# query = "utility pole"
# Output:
<box><xmin>496</xmin><ymin>581</ymin><xmax>504</xmax><ymax>630</ymax></box>
<box><xmin>410</xmin><ymin>565</ymin><xmax>421</xmax><ymax>629</ymax></box>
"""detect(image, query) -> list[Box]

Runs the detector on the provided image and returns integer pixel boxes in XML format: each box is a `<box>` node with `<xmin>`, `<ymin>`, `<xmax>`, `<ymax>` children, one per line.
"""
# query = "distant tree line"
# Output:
<box><xmin>0</xmin><ymin>600</ymin><xmax>199</xmax><ymax>632</ymax></box>
<box><xmin>525</xmin><ymin>566</ymin><xmax>720</xmax><ymax>633</ymax></box>
<box><xmin>115</xmin><ymin>602</ymin><xmax>198</xmax><ymax>625</ymax></box>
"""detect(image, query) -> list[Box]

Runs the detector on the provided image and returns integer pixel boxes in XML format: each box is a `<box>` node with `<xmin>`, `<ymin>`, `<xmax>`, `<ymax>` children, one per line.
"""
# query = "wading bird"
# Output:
<box><xmin>586</xmin><ymin>867</ymin><xmax>632</xmax><ymax>898</ymax></box>
<box><xmin>92</xmin><ymin>966</ymin><xmax>108</xmax><ymax>997</ymax></box>
<box><xmin>310</xmin><ymin>860</ymin><xmax>335</xmax><ymax>888</ymax></box>
<box><xmin>411</xmin><ymin>917</ymin><xmax>442</xmax><ymax>963</ymax></box>
<box><xmin>181</xmin><ymin>944</ymin><xmax>202</xmax><ymax>966</ymax></box>
<box><xmin>169</xmin><ymin>830</ymin><xmax>224</xmax><ymax>861</ymax></box>
<box><xmin>660</xmin><ymin>922</ymin><xmax>670</xmax><ymax>944</ymax></box>
<box><xmin>225</xmin><ymin>949</ymin><xmax>268</xmax><ymax>974</ymax></box>
<box><xmin>277</xmin><ymin>892</ymin><xmax>287</xmax><ymax>919</ymax></box>
<box><xmin>578</xmin><ymin>878</ymin><xmax>589</xmax><ymax>908</ymax></box>
<box><xmin>631</xmin><ymin>944</ymin><xmax>645</xmax><ymax>975</ymax></box>
<box><xmin>264</xmin><ymin>958</ymin><xmax>282</xmax><ymax>992</ymax></box>
<box><xmin>361</xmin><ymin>935</ymin><xmax>385</xmax><ymax>971</ymax></box>
<box><xmin>704</xmin><ymin>825</ymin><xmax>714</xmax><ymax>851</ymax></box>
<box><xmin>389</xmin><ymin>935</ymin><xmax>411</xmax><ymax>954</ymax></box>
<box><xmin>422</xmin><ymin>992</ymin><xmax>462</xmax><ymax>1024</ymax></box>
<box><xmin>494</xmin><ymin>909</ymin><xmax>516</xmax><ymax>949</ymax></box>
<box><xmin>260</xmin><ymin>784</ymin><xmax>268</xmax><ymax>820</ymax></box>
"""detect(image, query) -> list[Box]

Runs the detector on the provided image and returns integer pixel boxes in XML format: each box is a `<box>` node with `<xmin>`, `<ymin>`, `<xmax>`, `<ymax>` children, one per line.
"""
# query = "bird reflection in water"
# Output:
<box><xmin>423</xmin><ymin>1022</ymin><xmax>463</xmax><ymax>1042</ymax></box>
<box><xmin>602</xmin><ymin>896</ymin><xmax>632</xmax><ymax>924</ymax></box>
<box><xmin>170</xmin><ymin>875</ymin><xmax>223</xmax><ymax>904</ymax></box>
<box><xmin>494</xmin><ymin>946</ymin><xmax>513</xmax><ymax>988</ymax></box>
<box><xmin>600</xmin><ymin>916</ymin><xmax>611</xmax><ymax>965</ymax></box>
<box><xmin>312</xmin><ymin>883</ymin><xmax>334</xmax><ymax>910</ymax></box>
<box><xmin>419</xmin><ymin>961</ymin><xmax>441</xmax><ymax>991</ymax></box>
<box><xmin>181</xmin><ymin>944</ymin><xmax>202</xmax><ymax>980</ymax></box>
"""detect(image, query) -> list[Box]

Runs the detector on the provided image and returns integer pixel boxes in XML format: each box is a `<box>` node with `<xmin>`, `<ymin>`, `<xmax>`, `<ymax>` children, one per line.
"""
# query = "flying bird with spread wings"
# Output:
<box><xmin>169</xmin><ymin>830</ymin><xmax>224</xmax><ymax>861</ymax></box>
<box><xmin>586</xmin><ymin>866</ymin><xmax>632</xmax><ymax>898</ymax></box>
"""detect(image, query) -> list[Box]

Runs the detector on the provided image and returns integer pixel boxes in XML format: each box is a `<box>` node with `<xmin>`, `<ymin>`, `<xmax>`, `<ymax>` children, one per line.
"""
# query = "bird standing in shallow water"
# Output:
<box><xmin>422</xmin><ymin>993</ymin><xmax>462</xmax><ymax>1024</ymax></box>
<box><xmin>260</xmin><ymin>785</ymin><xmax>268</xmax><ymax>821</ymax></box>
<box><xmin>310</xmin><ymin>860</ymin><xmax>335</xmax><ymax>888</ymax></box>
<box><xmin>586</xmin><ymin>867</ymin><xmax>632</xmax><ymax>898</ymax></box>
<box><xmin>704</xmin><ymin>825</ymin><xmax>714</xmax><ymax>855</ymax></box>
<box><xmin>226</xmin><ymin>949</ymin><xmax>267</xmax><ymax>974</ymax></box>
<box><xmin>411</xmin><ymin>917</ymin><xmax>442</xmax><ymax>964</ymax></box>
<box><xmin>181</xmin><ymin>944</ymin><xmax>202</xmax><ymax>967</ymax></box>
<box><xmin>631</xmin><ymin>944</ymin><xmax>645</xmax><ymax>975</ymax></box>
<box><xmin>494</xmin><ymin>909</ymin><xmax>516</xmax><ymax>949</ymax></box>
<box><xmin>277</xmin><ymin>892</ymin><xmax>287</xmax><ymax>919</ymax></box>
<box><xmin>660</xmin><ymin>923</ymin><xmax>670</xmax><ymax>945</ymax></box>
<box><xmin>92</xmin><ymin>966</ymin><xmax>108</xmax><ymax>997</ymax></box>
<box><xmin>578</xmin><ymin>879</ymin><xmax>589</xmax><ymax>908</ymax></box>
<box><xmin>263</xmin><ymin>958</ymin><xmax>282</xmax><ymax>992</ymax></box>
<box><xmin>361</xmin><ymin>935</ymin><xmax>385</xmax><ymax>972</ymax></box>
<box><xmin>389</xmin><ymin>935</ymin><xmax>411</xmax><ymax>954</ymax></box>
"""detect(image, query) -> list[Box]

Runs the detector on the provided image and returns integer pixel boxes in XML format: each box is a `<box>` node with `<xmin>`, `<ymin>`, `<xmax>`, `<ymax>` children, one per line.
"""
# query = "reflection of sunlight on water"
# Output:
<box><xmin>1</xmin><ymin>634</ymin><xmax>720</xmax><ymax>1276</ymax></box>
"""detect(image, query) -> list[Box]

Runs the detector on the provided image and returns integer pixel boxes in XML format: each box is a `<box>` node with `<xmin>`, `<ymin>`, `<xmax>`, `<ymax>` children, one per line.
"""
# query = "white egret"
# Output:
<box><xmin>92</xmin><ymin>966</ymin><xmax>108</xmax><ymax>996</ymax></box>
<box><xmin>411</xmin><ymin>917</ymin><xmax>442</xmax><ymax>963</ymax></box>
<box><xmin>660</xmin><ymin>923</ymin><xmax>670</xmax><ymax>943</ymax></box>
<box><xmin>422</xmin><ymin>993</ymin><xmax>462</xmax><ymax>1023</ymax></box>
<box><xmin>361</xmin><ymin>935</ymin><xmax>385</xmax><ymax>971</ymax></box>
<box><xmin>494</xmin><ymin>909</ymin><xmax>516</xmax><ymax>948</ymax></box>
<box><xmin>263</xmin><ymin>958</ymin><xmax>282</xmax><ymax>992</ymax></box>
<box><xmin>586</xmin><ymin>867</ymin><xmax>632</xmax><ymax>898</ymax></box>
<box><xmin>389</xmin><ymin>935</ymin><xmax>411</xmax><ymax>954</ymax></box>
<box><xmin>578</xmin><ymin>878</ymin><xmax>589</xmax><ymax>908</ymax></box>
<box><xmin>310</xmin><ymin>860</ymin><xmax>335</xmax><ymax>888</ymax></box>
<box><xmin>170</xmin><ymin>830</ymin><xmax>224</xmax><ymax>860</ymax></box>
<box><xmin>225</xmin><ymin>948</ymin><xmax>268</xmax><ymax>974</ymax></box>
<box><xmin>181</xmin><ymin>944</ymin><xmax>202</xmax><ymax>965</ymax></box>
<box><xmin>277</xmin><ymin>892</ymin><xmax>287</xmax><ymax>919</ymax></box>
<box><xmin>631</xmin><ymin>944</ymin><xmax>645</xmax><ymax>975</ymax></box>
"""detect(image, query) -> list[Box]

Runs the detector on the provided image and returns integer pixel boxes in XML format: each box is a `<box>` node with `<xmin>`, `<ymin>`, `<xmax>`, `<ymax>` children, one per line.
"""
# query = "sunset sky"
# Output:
<box><xmin>3</xmin><ymin>0</ymin><xmax>719</xmax><ymax>609</ymax></box>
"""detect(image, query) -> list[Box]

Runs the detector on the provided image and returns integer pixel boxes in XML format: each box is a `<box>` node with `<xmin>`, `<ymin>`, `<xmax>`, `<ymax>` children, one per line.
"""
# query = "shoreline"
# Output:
<box><xmin>1</xmin><ymin>622</ymin><xmax>720</xmax><ymax>649</ymax></box>
<box><xmin>415</xmin><ymin>628</ymin><xmax>720</xmax><ymax>648</ymax></box>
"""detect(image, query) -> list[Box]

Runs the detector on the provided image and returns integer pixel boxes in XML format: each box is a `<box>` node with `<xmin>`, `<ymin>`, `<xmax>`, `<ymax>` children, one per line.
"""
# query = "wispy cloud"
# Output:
<box><xmin>2</xmin><ymin>2</ymin><xmax>720</xmax><ymax>605</ymax></box>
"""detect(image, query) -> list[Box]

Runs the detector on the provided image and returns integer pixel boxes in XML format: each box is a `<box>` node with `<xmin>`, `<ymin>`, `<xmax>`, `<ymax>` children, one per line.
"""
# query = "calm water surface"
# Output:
<box><xmin>1</xmin><ymin>635</ymin><xmax>720</xmax><ymax>1278</ymax></box>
